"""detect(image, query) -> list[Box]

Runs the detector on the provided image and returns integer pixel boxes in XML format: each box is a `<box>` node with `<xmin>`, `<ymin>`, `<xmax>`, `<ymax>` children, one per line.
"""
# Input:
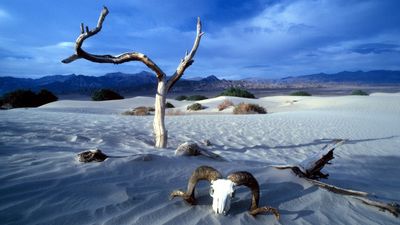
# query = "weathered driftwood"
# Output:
<box><xmin>77</xmin><ymin>149</ymin><xmax>108</xmax><ymax>162</ymax></box>
<box><xmin>305</xmin><ymin>177</ymin><xmax>400</xmax><ymax>217</ymax></box>
<box><xmin>62</xmin><ymin>6</ymin><xmax>203</xmax><ymax>148</ymax></box>
<box><xmin>295</xmin><ymin>139</ymin><xmax>345</xmax><ymax>179</ymax></box>
<box><xmin>275</xmin><ymin>139</ymin><xmax>400</xmax><ymax>217</ymax></box>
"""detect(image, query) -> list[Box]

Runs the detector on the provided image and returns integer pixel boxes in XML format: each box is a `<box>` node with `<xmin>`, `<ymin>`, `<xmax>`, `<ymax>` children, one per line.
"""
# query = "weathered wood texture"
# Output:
<box><xmin>276</xmin><ymin>139</ymin><xmax>400</xmax><ymax>217</ymax></box>
<box><xmin>62</xmin><ymin>6</ymin><xmax>203</xmax><ymax>148</ymax></box>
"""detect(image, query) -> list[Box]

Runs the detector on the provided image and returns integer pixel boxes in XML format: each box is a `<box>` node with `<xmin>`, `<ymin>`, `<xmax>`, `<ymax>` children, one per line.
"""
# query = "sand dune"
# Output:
<box><xmin>1</xmin><ymin>93</ymin><xmax>400</xmax><ymax>224</ymax></box>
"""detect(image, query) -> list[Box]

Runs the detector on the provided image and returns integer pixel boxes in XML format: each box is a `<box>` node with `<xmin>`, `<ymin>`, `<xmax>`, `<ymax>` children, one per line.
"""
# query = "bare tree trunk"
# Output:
<box><xmin>62</xmin><ymin>6</ymin><xmax>203</xmax><ymax>149</ymax></box>
<box><xmin>154</xmin><ymin>77</ymin><xmax>167</xmax><ymax>148</ymax></box>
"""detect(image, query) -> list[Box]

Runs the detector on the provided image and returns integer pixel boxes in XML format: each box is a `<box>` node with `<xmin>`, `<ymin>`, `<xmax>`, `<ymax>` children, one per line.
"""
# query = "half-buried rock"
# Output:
<box><xmin>77</xmin><ymin>148</ymin><xmax>108</xmax><ymax>162</ymax></box>
<box><xmin>175</xmin><ymin>142</ymin><xmax>225</xmax><ymax>161</ymax></box>
<box><xmin>175</xmin><ymin>142</ymin><xmax>202</xmax><ymax>156</ymax></box>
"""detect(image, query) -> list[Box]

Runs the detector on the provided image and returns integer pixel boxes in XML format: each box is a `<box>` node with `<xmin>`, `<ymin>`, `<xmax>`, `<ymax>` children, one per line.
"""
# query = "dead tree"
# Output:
<box><xmin>62</xmin><ymin>7</ymin><xmax>204</xmax><ymax>148</ymax></box>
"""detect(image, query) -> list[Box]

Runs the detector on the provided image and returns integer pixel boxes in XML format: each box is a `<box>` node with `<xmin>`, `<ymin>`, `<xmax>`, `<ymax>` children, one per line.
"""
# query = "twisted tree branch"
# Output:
<box><xmin>166</xmin><ymin>17</ymin><xmax>204</xmax><ymax>91</ymax></box>
<box><xmin>61</xmin><ymin>6</ymin><xmax>166</xmax><ymax>79</ymax></box>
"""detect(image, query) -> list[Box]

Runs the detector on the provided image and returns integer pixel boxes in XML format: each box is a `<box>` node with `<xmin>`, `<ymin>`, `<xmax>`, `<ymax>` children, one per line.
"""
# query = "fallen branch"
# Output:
<box><xmin>304</xmin><ymin>176</ymin><xmax>368</xmax><ymax>197</ymax></box>
<box><xmin>275</xmin><ymin>139</ymin><xmax>400</xmax><ymax>217</ymax></box>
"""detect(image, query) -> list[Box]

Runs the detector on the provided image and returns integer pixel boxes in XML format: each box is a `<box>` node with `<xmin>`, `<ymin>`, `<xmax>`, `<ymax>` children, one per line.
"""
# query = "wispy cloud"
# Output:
<box><xmin>0</xmin><ymin>8</ymin><xmax>10</xmax><ymax>20</ymax></box>
<box><xmin>351</xmin><ymin>43</ymin><xmax>400</xmax><ymax>55</ymax></box>
<box><xmin>56</xmin><ymin>42</ymin><xmax>75</xmax><ymax>48</ymax></box>
<box><xmin>194</xmin><ymin>0</ymin><xmax>400</xmax><ymax>77</ymax></box>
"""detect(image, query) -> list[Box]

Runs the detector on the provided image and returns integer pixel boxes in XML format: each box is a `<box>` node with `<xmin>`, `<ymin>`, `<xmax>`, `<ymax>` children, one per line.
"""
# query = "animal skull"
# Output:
<box><xmin>170</xmin><ymin>166</ymin><xmax>279</xmax><ymax>219</ymax></box>
<box><xmin>209</xmin><ymin>179</ymin><xmax>235</xmax><ymax>215</ymax></box>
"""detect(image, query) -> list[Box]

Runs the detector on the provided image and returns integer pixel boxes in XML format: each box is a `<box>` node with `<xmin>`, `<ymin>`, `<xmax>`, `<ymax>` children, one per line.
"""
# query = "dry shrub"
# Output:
<box><xmin>233</xmin><ymin>103</ymin><xmax>267</xmax><ymax>114</ymax></box>
<box><xmin>166</xmin><ymin>109</ymin><xmax>184</xmax><ymax>116</ymax></box>
<box><xmin>218</xmin><ymin>99</ymin><xmax>234</xmax><ymax>111</ymax></box>
<box><xmin>134</xmin><ymin>106</ymin><xmax>149</xmax><ymax>116</ymax></box>
<box><xmin>123</xmin><ymin>106</ymin><xmax>150</xmax><ymax>116</ymax></box>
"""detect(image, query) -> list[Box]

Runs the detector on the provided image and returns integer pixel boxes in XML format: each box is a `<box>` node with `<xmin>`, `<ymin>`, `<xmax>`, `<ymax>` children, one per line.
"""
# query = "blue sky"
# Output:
<box><xmin>0</xmin><ymin>0</ymin><xmax>399</xmax><ymax>79</ymax></box>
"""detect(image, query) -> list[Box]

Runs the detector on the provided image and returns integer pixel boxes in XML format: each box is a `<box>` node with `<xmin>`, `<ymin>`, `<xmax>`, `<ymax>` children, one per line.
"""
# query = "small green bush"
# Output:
<box><xmin>166</xmin><ymin>102</ymin><xmax>175</xmax><ymax>108</ymax></box>
<box><xmin>1</xmin><ymin>89</ymin><xmax>58</xmax><ymax>108</ymax></box>
<box><xmin>92</xmin><ymin>89</ymin><xmax>124</xmax><ymax>101</ymax></box>
<box><xmin>187</xmin><ymin>103</ymin><xmax>203</xmax><ymax>111</ymax></box>
<box><xmin>290</xmin><ymin>91</ymin><xmax>312</xmax><ymax>96</ymax></box>
<box><xmin>219</xmin><ymin>87</ymin><xmax>255</xmax><ymax>98</ymax></box>
<box><xmin>351</xmin><ymin>90</ymin><xmax>369</xmax><ymax>96</ymax></box>
<box><xmin>233</xmin><ymin>103</ymin><xmax>267</xmax><ymax>114</ymax></box>
<box><xmin>186</xmin><ymin>95</ymin><xmax>208</xmax><ymax>101</ymax></box>
<box><xmin>175</xmin><ymin>95</ymin><xmax>187</xmax><ymax>101</ymax></box>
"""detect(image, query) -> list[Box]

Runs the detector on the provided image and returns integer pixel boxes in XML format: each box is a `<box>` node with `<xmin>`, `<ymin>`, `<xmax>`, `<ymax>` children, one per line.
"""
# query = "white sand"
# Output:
<box><xmin>1</xmin><ymin>93</ymin><xmax>400</xmax><ymax>224</ymax></box>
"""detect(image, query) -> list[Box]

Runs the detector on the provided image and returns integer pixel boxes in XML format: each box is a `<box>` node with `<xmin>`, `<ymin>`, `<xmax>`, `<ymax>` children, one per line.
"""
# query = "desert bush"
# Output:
<box><xmin>133</xmin><ymin>106</ymin><xmax>150</xmax><ymax>116</ymax></box>
<box><xmin>187</xmin><ymin>103</ymin><xmax>203</xmax><ymax>111</ymax></box>
<box><xmin>219</xmin><ymin>87</ymin><xmax>255</xmax><ymax>98</ymax></box>
<box><xmin>218</xmin><ymin>99</ymin><xmax>234</xmax><ymax>111</ymax></box>
<box><xmin>351</xmin><ymin>90</ymin><xmax>369</xmax><ymax>96</ymax></box>
<box><xmin>233</xmin><ymin>103</ymin><xmax>267</xmax><ymax>114</ymax></box>
<box><xmin>166</xmin><ymin>109</ymin><xmax>184</xmax><ymax>116</ymax></box>
<box><xmin>186</xmin><ymin>95</ymin><xmax>208</xmax><ymax>101</ymax></box>
<box><xmin>290</xmin><ymin>91</ymin><xmax>312</xmax><ymax>96</ymax></box>
<box><xmin>166</xmin><ymin>102</ymin><xmax>175</xmax><ymax>108</ymax></box>
<box><xmin>1</xmin><ymin>89</ymin><xmax>58</xmax><ymax>108</ymax></box>
<box><xmin>2</xmin><ymin>89</ymin><xmax>38</xmax><ymax>108</ymax></box>
<box><xmin>123</xmin><ymin>106</ymin><xmax>151</xmax><ymax>116</ymax></box>
<box><xmin>0</xmin><ymin>97</ymin><xmax>11</xmax><ymax>109</ymax></box>
<box><xmin>175</xmin><ymin>95</ymin><xmax>187</xmax><ymax>101</ymax></box>
<box><xmin>36</xmin><ymin>89</ymin><xmax>58</xmax><ymax>106</ymax></box>
<box><xmin>91</xmin><ymin>89</ymin><xmax>124</xmax><ymax>101</ymax></box>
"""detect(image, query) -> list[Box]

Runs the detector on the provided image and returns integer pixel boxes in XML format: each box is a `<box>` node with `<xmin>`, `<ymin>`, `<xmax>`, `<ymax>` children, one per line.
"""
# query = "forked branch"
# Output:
<box><xmin>61</xmin><ymin>6</ymin><xmax>166</xmax><ymax>79</ymax></box>
<box><xmin>166</xmin><ymin>17</ymin><xmax>204</xmax><ymax>91</ymax></box>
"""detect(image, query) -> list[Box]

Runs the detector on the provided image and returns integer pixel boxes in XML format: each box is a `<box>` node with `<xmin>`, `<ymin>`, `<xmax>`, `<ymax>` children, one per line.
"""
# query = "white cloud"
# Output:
<box><xmin>0</xmin><ymin>8</ymin><xmax>10</xmax><ymax>20</ymax></box>
<box><xmin>56</xmin><ymin>42</ymin><xmax>75</xmax><ymax>48</ymax></box>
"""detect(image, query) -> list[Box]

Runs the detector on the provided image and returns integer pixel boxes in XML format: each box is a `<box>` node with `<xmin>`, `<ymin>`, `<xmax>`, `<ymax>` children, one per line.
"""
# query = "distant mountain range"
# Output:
<box><xmin>280</xmin><ymin>70</ymin><xmax>400</xmax><ymax>84</ymax></box>
<box><xmin>1</xmin><ymin>70</ymin><xmax>399</xmax><ymax>96</ymax></box>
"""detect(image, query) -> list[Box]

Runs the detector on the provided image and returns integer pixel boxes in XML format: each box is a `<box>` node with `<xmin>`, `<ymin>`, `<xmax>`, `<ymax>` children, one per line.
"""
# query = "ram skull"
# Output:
<box><xmin>170</xmin><ymin>165</ymin><xmax>279</xmax><ymax>219</ymax></box>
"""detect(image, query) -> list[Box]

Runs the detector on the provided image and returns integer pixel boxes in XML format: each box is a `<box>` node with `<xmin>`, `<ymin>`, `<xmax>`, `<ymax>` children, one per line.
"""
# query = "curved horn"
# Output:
<box><xmin>170</xmin><ymin>165</ymin><xmax>222</xmax><ymax>204</ymax></box>
<box><xmin>228</xmin><ymin>171</ymin><xmax>280</xmax><ymax>219</ymax></box>
<box><xmin>227</xmin><ymin>171</ymin><xmax>260</xmax><ymax>210</ymax></box>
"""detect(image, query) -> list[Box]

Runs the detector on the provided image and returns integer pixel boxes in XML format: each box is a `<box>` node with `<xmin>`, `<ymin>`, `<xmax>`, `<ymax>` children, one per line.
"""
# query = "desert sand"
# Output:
<box><xmin>1</xmin><ymin>93</ymin><xmax>399</xmax><ymax>224</ymax></box>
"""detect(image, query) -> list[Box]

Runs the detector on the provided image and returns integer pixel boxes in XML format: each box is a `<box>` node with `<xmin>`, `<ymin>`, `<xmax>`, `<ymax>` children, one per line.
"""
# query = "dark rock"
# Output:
<box><xmin>77</xmin><ymin>149</ymin><xmax>108</xmax><ymax>162</ymax></box>
<box><xmin>175</xmin><ymin>142</ymin><xmax>201</xmax><ymax>156</ymax></box>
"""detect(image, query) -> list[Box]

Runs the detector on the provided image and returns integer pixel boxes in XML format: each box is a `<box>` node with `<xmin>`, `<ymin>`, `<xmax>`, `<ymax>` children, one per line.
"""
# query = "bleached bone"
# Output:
<box><xmin>210</xmin><ymin>179</ymin><xmax>235</xmax><ymax>215</ymax></box>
